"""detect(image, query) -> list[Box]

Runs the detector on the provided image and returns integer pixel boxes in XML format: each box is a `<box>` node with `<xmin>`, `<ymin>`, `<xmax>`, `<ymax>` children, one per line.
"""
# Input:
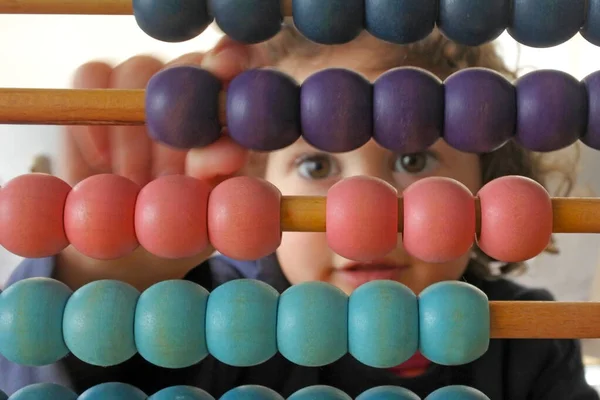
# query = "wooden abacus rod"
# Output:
<box><xmin>0</xmin><ymin>0</ymin><xmax>295</xmax><ymax>15</ymax></box>
<box><xmin>281</xmin><ymin>197</ymin><xmax>600</xmax><ymax>234</ymax></box>
<box><xmin>489</xmin><ymin>302</ymin><xmax>600</xmax><ymax>339</ymax></box>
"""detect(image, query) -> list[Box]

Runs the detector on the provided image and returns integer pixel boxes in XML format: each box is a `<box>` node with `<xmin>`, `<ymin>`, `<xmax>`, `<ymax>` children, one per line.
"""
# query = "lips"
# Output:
<box><xmin>336</xmin><ymin>260</ymin><xmax>408</xmax><ymax>288</ymax></box>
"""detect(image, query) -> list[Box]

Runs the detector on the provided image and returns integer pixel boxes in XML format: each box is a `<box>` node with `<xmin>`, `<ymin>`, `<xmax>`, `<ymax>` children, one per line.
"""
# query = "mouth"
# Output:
<box><xmin>336</xmin><ymin>260</ymin><xmax>409</xmax><ymax>287</ymax></box>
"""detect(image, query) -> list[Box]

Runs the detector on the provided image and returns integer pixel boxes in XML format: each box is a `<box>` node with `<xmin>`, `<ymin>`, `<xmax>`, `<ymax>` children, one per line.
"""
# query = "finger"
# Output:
<box><xmin>109</xmin><ymin>55</ymin><xmax>164</xmax><ymax>186</ymax></box>
<box><xmin>66</xmin><ymin>61</ymin><xmax>112</xmax><ymax>170</ymax></box>
<box><xmin>152</xmin><ymin>143</ymin><xmax>187</xmax><ymax>177</ymax></box>
<box><xmin>200</xmin><ymin>36</ymin><xmax>274</xmax><ymax>83</ymax></box>
<box><xmin>186</xmin><ymin>135</ymin><xmax>249</xmax><ymax>186</ymax></box>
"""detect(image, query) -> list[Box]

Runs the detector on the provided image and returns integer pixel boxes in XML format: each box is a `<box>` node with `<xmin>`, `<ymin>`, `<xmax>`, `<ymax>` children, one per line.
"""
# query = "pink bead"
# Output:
<box><xmin>327</xmin><ymin>176</ymin><xmax>398</xmax><ymax>261</ymax></box>
<box><xmin>135</xmin><ymin>175</ymin><xmax>211</xmax><ymax>259</ymax></box>
<box><xmin>64</xmin><ymin>174</ymin><xmax>140</xmax><ymax>260</ymax></box>
<box><xmin>0</xmin><ymin>174</ymin><xmax>71</xmax><ymax>257</ymax></box>
<box><xmin>403</xmin><ymin>177</ymin><xmax>475</xmax><ymax>263</ymax></box>
<box><xmin>477</xmin><ymin>176</ymin><xmax>552</xmax><ymax>262</ymax></box>
<box><xmin>208</xmin><ymin>176</ymin><xmax>281</xmax><ymax>260</ymax></box>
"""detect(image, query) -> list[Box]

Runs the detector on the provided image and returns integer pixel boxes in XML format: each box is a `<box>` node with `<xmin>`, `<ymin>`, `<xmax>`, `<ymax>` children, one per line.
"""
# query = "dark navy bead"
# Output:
<box><xmin>146</xmin><ymin>66</ymin><xmax>222</xmax><ymax>149</ymax></box>
<box><xmin>444</xmin><ymin>69</ymin><xmax>515</xmax><ymax>153</ymax></box>
<box><xmin>582</xmin><ymin>71</ymin><xmax>600</xmax><ymax>150</ymax></box>
<box><xmin>227</xmin><ymin>70</ymin><xmax>301</xmax><ymax>151</ymax></box>
<box><xmin>301</xmin><ymin>69</ymin><xmax>372</xmax><ymax>153</ymax></box>
<box><xmin>209</xmin><ymin>0</ymin><xmax>282</xmax><ymax>44</ymax></box>
<box><xmin>508</xmin><ymin>0</ymin><xmax>585</xmax><ymax>47</ymax></box>
<box><xmin>293</xmin><ymin>0</ymin><xmax>364</xmax><ymax>44</ymax></box>
<box><xmin>365</xmin><ymin>0</ymin><xmax>437</xmax><ymax>44</ymax></box>
<box><xmin>582</xmin><ymin>0</ymin><xmax>600</xmax><ymax>46</ymax></box>
<box><xmin>133</xmin><ymin>0</ymin><xmax>213</xmax><ymax>43</ymax></box>
<box><xmin>439</xmin><ymin>0</ymin><xmax>509</xmax><ymax>45</ymax></box>
<box><xmin>516</xmin><ymin>70</ymin><xmax>586</xmax><ymax>152</ymax></box>
<box><xmin>373</xmin><ymin>68</ymin><xmax>442</xmax><ymax>153</ymax></box>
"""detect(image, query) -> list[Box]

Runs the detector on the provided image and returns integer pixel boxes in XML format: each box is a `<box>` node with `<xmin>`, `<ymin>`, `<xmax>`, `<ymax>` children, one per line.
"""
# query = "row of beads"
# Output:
<box><xmin>0</xmin><ymin>173</ymin><xmax>552</xmax><ymax>263</ymax></box>
<box><xmin>147</xmin><ymin>66</ymin><xmax>600</xmax><ymax>153</ymax></box>
<box><xmin>0</xmin><ymin>278</ymin><xmax>489</xmax><ymax>369</ymax></box>
<box><xmin>133</xmin><ymin>0</ymin><xmax>600</xmax><ymax>49</ymax></box>
<box><xmin>3</xmin><ymin>382</ymin><xmax>491</xmax><ymax>400</ymax></box>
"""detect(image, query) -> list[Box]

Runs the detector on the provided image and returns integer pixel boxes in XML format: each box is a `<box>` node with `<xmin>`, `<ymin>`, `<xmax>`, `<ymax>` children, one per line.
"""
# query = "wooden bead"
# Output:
<box><xmin>327</xmin><ymin>176</ymin><xmax>398</xmax><ymax>261</ymax></box>
<box><xmin>357</xmin><ymin>386</ymin><xmax>420</xmax><ymax>400</ymax></box>
<box><xmin>208</xmin><ymin>177</ymin><xmax>281</xmax><ymax>260</ymax></box>
<box><xmin>419</xmin><ymin>281</ymin><xmax>490</xmax><ymax>366</ymax></box>
<box><xmin>149</xmin><ymin>386</ymin><xmax>215</xmax><ymax>400</ymax></box>
<box><xmin>403</xmin><ymin>177</ymin><xmax>475</xmax><ymax>263</ymax></box>
<box><xmin>132</xmin><ymin>0</ymin><xmax>212</xmax><ymax>43</ymax></box>
<box><xmin>135</xmin><ymin>280</ymin><xmax>209</xmax><ymax>368</ymax></box>
<box><xmin>508</xmin><ymin>0</ymin><xmax>585</xmax><ymax>47</ymax></box>
<box><xmin>438</xmin><ymin>0</ymin><xmax>509</xmax><ymax>46</ymax></box>
<box><xmin>0</xmin><ymin>278</ymin><xmax>72</xmax><ymax>366</ymax></box>
<box><xmin>135</xmin><ymin>175</ymin><xmax>211</xmax><ymax>259</ymax></box>
<box><xmin>64</xmin><ymin>174</ymin><xmax>140</xmax><ymax>260</ymax></box>
<box><xmin>220</xmin><ymin>386</ymin><xmax>284</xmax><ymax>400</ymax></box>
<box><xmin>292</xmin><ymin>0</ymin><xmax>363</xmax><ymax>44</ymax></box>
<box><xmin>582</xmin><ymin>0</ymin><xmax>600</xmax><ymax>46</ymax></box>
<box><xmin>425</xmin><ymin>385</ymin><xmax>490</xmax><ymax>400</ymax></box>
<box><xmin>365</xmin><ymin>0</ymin><xmax>436</xmax><ymax>44</ymax></box>
<box><xmin>288</xmin><ymin>386</ymin><xmax>352</xmax><ymax>400</ymax></box>
<box><xmin>278</xmin><ymin>282</ymin><xmax>348</xmax><ymax>367</ymax></box>
<box><xmin>348</xmin><ymin>280</ymin><xmax>418</xmax><ymax>368</ymax></box>
<box><xmin>79</xmin><ymin>383</ymin><xmax>147</xmax><ymax>400</ymax></box>
<box><xmin>477</xmin><ymin>176</ymin><xmax>552</xmax><ymax>262</ymax></box>
<box><xmin>9</xmin><ymin>383</ymin><xmax>77</xmax><ymax>400</ymax></box>
<box><xmin>0</xmin><ymin>174</ymin><xmax>71</xmax><ymax>258</ymax></box>
<box><xmin>206</xmin><ymin>280</ymin><xmax>279</xmax><ymax>367</ymax></box>
<box><xmin>209</xmin><ymin>0</ymin><xmax>282</xmax><ymax>43</ymax></box>
<box><xmin>63</xmin><ymin>280</ymin><xmax>140</xmax><ymax>367</ymax></box>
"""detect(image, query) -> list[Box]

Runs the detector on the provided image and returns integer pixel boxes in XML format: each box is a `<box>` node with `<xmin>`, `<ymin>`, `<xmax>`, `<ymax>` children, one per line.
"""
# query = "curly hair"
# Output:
<box><xmin>248</xmin><ymin>21</ymin><xmax>580</xmax><ymax>278</ymax></box>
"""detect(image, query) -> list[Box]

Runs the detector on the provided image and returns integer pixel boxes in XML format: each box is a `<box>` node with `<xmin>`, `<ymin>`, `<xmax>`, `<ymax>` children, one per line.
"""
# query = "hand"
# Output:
<box><xmin>56</xmin><ymin>37</ymin><xmax>274</xmax><ymax>291</ymax></box>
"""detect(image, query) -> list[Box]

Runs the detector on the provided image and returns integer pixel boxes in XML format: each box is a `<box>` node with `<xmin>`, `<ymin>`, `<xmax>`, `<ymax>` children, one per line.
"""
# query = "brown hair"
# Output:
<box><xmin>251</xmin><ymin>22</ymin><xmax>579</xmax><ymax>278</ymax></box>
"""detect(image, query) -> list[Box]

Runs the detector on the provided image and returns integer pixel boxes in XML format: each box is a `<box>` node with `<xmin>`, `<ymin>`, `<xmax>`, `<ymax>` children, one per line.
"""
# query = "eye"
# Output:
<box><xmin>296</xmin><ymin>153</ymin><xmax>339</xmax><ymax>180</ymax></box>
<box><xmin>394</xmin><ymin>152</ymin><xmax>439</xmax><ymax>175</ymax></box>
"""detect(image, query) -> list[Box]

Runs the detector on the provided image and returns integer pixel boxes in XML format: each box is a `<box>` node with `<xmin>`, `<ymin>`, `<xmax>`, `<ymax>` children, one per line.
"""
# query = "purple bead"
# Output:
<box><xmin>582</xmin><ymin>70</ymin><xmax>600</xmax><ymax>149</ymax></box>
<box><xmin>444</xmin><ymin>69</ymin><xmax>515</xmax><ymax>153</ymax></box>
<box><xmin>516</xmin><ymin>70</ymin><xmax>586</xmax><ymax>152</ymax></box>
<box><xmin>301</xmin><ymin>69</ymin><xmax>372</xmax><ymax>152</ymax></box>
<box><xmin>373</xmin><ymin>68</ymin><xmax>442</xmax><ymax>153</ymax></box>
<box><xmin>227</xmin><ymin>69</ymin><xmax>301</xmax><ymax>151</ymax></box>
<box><xmin>146</xmin><ymin>66</ymin><xmax>221</xmax><ymax>149</ymax></box>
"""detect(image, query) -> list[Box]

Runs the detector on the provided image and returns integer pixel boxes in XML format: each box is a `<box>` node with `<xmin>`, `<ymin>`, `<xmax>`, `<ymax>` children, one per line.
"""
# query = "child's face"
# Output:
<box><xmin>265</xmin><ymin>46</ymin><xmax>481</xmax><ymax>295</ymax></box>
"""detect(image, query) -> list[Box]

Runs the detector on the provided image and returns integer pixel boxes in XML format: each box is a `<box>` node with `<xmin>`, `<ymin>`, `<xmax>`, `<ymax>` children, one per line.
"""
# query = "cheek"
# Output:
<box><xmin>277</xmin><ymin>232</ymin><xmax>332</xmax><ymax>284</ymax></box>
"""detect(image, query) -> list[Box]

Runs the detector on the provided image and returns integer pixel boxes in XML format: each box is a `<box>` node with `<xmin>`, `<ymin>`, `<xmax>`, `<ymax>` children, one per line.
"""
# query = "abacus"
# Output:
<box><xmin>0</xmin><ymin>1</ymin><xmax>600</xmax><ymax>399</ymax></box>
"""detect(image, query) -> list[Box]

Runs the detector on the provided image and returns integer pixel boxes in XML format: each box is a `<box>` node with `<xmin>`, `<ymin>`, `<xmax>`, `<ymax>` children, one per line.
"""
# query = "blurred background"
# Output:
<box><xmin>1</xmin><ymin>13</ymin><xmax>600</xmax><ymax>389</ymax></box>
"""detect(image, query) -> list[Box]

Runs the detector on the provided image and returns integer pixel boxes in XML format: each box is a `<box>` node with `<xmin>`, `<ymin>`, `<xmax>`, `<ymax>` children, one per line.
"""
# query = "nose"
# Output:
<box><xmin>343</xmin><ymin>139</ymin><xmax>397</xmax><ymax>188</ymax></box>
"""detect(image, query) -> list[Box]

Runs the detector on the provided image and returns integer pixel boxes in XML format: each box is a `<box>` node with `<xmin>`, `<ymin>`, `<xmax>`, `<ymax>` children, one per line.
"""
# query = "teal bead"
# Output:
<box><xmin>0</xmin><ymin>390</ymin><xmax>5</xmax><ymax>400</ymax></box>
<box><xmin>79</xmin><ymin>383</ymin><xmax>147</xmax><ymax>400</ymax></box>
<box><xmin>220</xmin><ymin>385</ymin><xmax>283</xmax><ymax>400</ymax></box>
<box><xmin>425</xmin><ymin>385</ymin><xmax>490</xmax><ymax>399</ymax></box>
<box><xmin>348</xmin><ymin>280</ymin><xmax>418</xmax><ymax>368</ymax></box>
<box><xmin>149</xmin><ymin>385</ymin><xmax>214</xmax><ymax>400</ymax></box>
<box><xmin>136</xmin><ymin>280</ymin><xmax>209</xmax><ymax>368</ymax></box>
<box><xmin>0</xmin><ymin>278</ymin><xmax>71</xmax><ymax>366</ymax></box>
<box><xmin>206</xmin><ymin>279</ymin><xmax>278</xmax><ymax>367</ymax></box>
<box><xmin>288</xmin><ymin>385</ymin><xmax>351</xmax><ymax>400</ymax></box>
<box><xmin>357</xmin><ymin>386</ymin><xmax>421</xmax><ymax>400</ymax></box>
<box><xmin>63</xmin><ymin>280</ymin><xmax>140</xmax><ymax>366</ymax></box>
<box><xmin>419</xmin><ymin>281</ymin><xmax>489</xmax><ymax>365</ymax></box>
<box><xmin>277</xmin><ymin>282</ymin><xmax>348</xmax><ymax>367</ymax></box>
<box><xmin>9</xmin><ymin>383</ymin><xmax>77</xmax><ymax>400</ymax></box>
